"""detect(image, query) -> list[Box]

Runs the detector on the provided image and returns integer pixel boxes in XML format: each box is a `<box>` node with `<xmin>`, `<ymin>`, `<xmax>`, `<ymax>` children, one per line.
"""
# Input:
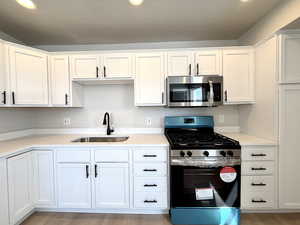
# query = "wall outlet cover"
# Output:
<box><xmin>64</xmin><ymin>118</ymin><xmax>71</xmax><ymax>126</ymax></box>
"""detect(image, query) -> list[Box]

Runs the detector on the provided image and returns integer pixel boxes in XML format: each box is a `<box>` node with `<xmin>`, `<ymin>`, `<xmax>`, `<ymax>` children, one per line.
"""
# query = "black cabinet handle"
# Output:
<box><xmin>189</xmin><ymin>64</ymin><xmax>192</xmax><ymax>75</ymax></box>
<box><xmin>2</xmin><ymin>91</ymin><xmax>6</xmax><ymax>104</ymax></box>
<box><xmin>143</xmin><ymin>169</ymin><xmax>157</xmax><ymax>172</ymax></box>
<box><xmin>95</xmin><ymin>164</ymin><xmax>98</xmax><ymax>178</ymax></box>
<box><xmin>251</xmin><ymin>183</ymin><xmax>267</xmax><ymax>186</ymax></box>
<box><xmin>65</xmin><ymin>94</ymin><xmax>68</xmax><ymax>105</ymax></box>
<box><xmin>251</xmin><ymin>154</ymin><xmax>267</xmax><ymax>157</ymax></box>
<box><xmin>251</xmin><ymin>167</ymin><xmax>267</xmax><ymax>171</ymax></box>
<box><xmin>144</xmin><ymin>200</ymin><xmax>157</xmax><ymax>203</ymax></box>
<box><xmin>224</xmin><ymin>90</ymin><xmax>228</xmax><ymax>102</ymax></box>
<box><xmin>252</xmin><ymin>200</ymin><xmax>267</xmax><ymax>203</ymax></box>
<box><xmin>196</xmin><ymin>63</ymin><xmax>199</xmax><ymax>75</ymax></box>
<box><xmin>12</xmin><ymin>92</ymin><xmax>15</xmax><ymax>104</ymax></box>
<box><xmin>96</xmin><ymin>67</ymin><xmax>99</xmax><ymax>78</ymax></box>
<box><xmin>86</xmin><ymin>165</ymin><xmax>89</xmax><ymax>178</ymax></box>
<box><xmin>161</xmin><ymin>92</ymin><xmax>164</xmax><ymax>104</ymax></box>
<box><xmin>143</xmin><ymin>155</ymin><xmax>157</xmax><ymax>158</ymax></box>
<box><xmin>144</xmin><ymin>184</ymin><xmax>158</xmax><ymax>187</ymax></box>
<box><xmin>103</xmin><ymin>66</ymin><xmax>106</xmax><ymax>77</ymax></box>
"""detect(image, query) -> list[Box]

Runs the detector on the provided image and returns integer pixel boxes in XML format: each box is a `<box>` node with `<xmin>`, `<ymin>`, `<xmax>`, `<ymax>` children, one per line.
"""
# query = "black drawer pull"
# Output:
<box><xmin>252</xmin><ymin>200</ymin><xmax>267</xmax><ymax>203</ymax></box>
<box><xmin>12</xmin><ymin>92</ymin><xmax>15</xmax><ymax>104</ymax></box>
<box><xmin>65</xmin><ymin>94</ymin><xmax>68</xmax><ymax>105</ymax></box>
<box><xmin>251</xmin><ymin>167</ymin><xmax>266</xmax><ymax>171</ymax></box>
<box><xmin>143</xmin><ymin>169</ymin><xmax>157</xmax><ymax>172</ymax></box>
<box><xmin>95</xmin><ymin>164</ymin><xmax>98</xmax><ymax>178</ymax></box>
<box><xmin>251</xmin><ymin>183</ymin><xmax>266</xmax><ymax>186</ymax></box>
<box><xmin>2</xmin><ymin>91</ymin><xmax>6</xmax><ymax>104</ymax></box>
<box><xmin>86</xmin><ymin>165</ymin><xmax>89</xmax><ymax>178</ymax></box>
<box><xmin>96</xmin><ymin>67</ymin><xmax>99</xmax><ymax>78</ymax></box>
<box><xmin>251</xmin><ymin>154</ymin><xmax>267</xmax><ymax>157</ymax></box>
<box><xmin>144</xmin><ymin>200</ymin><xmax>157</xmax><ymax>203</ymax></box>
<box><xmin>144</xmin><ymin>184</ymin><xmax>158</xmax><ymax>187</ymax></box>
<box><xmin>143</xmin><ymin>155</ymin><xmax>157</xmax><ymax>158</ymax></box>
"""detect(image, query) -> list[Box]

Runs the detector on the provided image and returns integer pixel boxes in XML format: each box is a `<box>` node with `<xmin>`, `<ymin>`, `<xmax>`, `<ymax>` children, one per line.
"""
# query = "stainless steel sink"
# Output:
<box><xmin>72</xmin><ymin>136</ymin><xmax>129</xmax><ymax>143</ymax></box>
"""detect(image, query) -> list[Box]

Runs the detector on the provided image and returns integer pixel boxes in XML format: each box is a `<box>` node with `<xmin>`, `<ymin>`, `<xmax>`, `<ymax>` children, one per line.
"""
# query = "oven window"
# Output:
<box><xmin>169</xmin><ymin>83</ymin><xmax>221</xmax><ymax>103</ymax></box>
<box><xmin>171</xmin><ymin>166</ymin><xmax>240</xmax><ymax>208</ymax></box>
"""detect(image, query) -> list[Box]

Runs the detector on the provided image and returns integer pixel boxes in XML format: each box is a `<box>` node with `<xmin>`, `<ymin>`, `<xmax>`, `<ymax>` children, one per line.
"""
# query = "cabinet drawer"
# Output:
<box><xmin>242</xmin><ymin>161</ymin><xmax>274</xmax><ymax>175</ymax></box>
<box><xmin>56</xmin><ymin>150</ymin><xmax>91</xmax><ymax>163</ymax></box>
<box><xmin>134</xmin><ymin>163</ymin><xmax>167</xmax><ymax>177</ymax></box>
<box><xmin>242</xmin><ymin>176</ymin><xmax>274</xmax><ymax>193</ymax></box>
<box><xmin>134</xmin><ymin>191</ymin><xmax>167</xmax><ymax>209</ymax></box>
<box><xmin>242</xmin><ymin>147</ymin><xmax>275</xmax><ymax>161</ymax></box>
<box><xmin>133</xmin><ymin>149</ymin><xmax>167</xmax><ymax>162</ymax></box>
<box><xmin>94</xmin><ymin>149</ymin><xmax>129</xmax><ymax>162</ymax></box>
<box><xmin>242</xmin><ymin>190</ymin><xmax>275</xmax><ymax>209</ymax></box>
<box><xmin>134</xmin><ymin>177</ymin><xmax>167</xmax><ymax>192</ymax></box>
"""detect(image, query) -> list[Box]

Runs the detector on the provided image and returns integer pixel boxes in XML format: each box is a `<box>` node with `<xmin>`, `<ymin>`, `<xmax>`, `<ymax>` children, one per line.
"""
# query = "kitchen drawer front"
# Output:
<box><xmin>242</xmin><ymin>147</ymin><xmax>275</xmax><ymax>161</ymax></box>
<box><xmin>134</xmin><ymin>163</ymin><xmax>167</xmax><ymax>177</ymax></box>
<box><xmin>56</xmin><ymin>149</ymin><xmax>91</xmax><ymax>163</ymax></box>
<box><xmin>133</xmin><ymin>149</ymin><xmax>167</xmax><ymax>162</ymax></box>
<box><xmin>134</xmin><ymin>177</ymin><xmax>167</xmax><ymax>192</ymax></box>
<box><xmin>242</xmin><ymin>161</ymin><xmax>274</xmax><ymax>176</ymax></box>
<box><xmin>242</xmin><ymin>176</ymin><xmax>274</xmax><ymax>193</ymax></box>
<box><xmin>94</xmin><ymin>149</ymin><xmax>129</xmax><ymax>162</ymax></box>
<box><xmin>242</xmin><ymin>190</ymin><xmax>275</xmax><ymax>209</ymax></box>
<box><xmin>134</xmin><ymin>191</ymin><xmax>167</xmax><ymax>209</ymax></box>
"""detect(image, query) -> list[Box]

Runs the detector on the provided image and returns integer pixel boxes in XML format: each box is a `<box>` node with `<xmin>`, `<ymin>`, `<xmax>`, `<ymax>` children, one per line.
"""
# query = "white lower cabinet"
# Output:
<box><xmin>94</xmin><ymin>163</ymin><xmax>129</xmax><ymax>208</ymax></box>
<box><xmin>0</xmin><ymin>160</ymin><xmax>9</xmax><ymax>225</ymax></box>
<box><xmin>57</xmin><ymin>163</ymin><xmax>92</xmax><ymax>209</ymax></box>
<box><xmin>8</xmin><ymin>152</ymin><xmax>34</xmax><ymax>225</ymax></box>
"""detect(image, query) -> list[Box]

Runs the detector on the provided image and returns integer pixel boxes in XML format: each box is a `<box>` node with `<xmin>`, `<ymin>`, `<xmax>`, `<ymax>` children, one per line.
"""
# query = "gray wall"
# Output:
<box><xmin>33</xmin><ymin>85</ymin><xmax>239</xmax><ymax>129</ymax></box>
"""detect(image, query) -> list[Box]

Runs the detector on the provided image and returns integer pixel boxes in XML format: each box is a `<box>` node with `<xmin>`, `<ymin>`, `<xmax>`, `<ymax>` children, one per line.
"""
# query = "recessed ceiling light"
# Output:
<box><xmin>240</xmin><ymin>0</ymin><xmax>250</xmax><ymax>2</ymax></box>
<box><xmin>129</xmin><ymin>0</ymin><xmax>144</xmax><ymax>6</ymax></box>
<box><xmin>16</xmin><ymin>0</ymin><xmax>37</xmax><ymax>9</ymax></box>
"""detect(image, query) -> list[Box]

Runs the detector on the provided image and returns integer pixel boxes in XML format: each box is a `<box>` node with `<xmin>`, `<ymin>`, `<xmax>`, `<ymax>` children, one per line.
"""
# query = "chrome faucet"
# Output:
<box><xmin>103</xmin><ymin>112</ymin><xmax>114</xmax><ymax>135</ymax></box>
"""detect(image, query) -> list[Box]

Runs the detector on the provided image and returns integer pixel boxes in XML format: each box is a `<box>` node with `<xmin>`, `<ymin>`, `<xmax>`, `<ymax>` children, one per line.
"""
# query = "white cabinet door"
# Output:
<box><xmin>9</xmin><ymin>46</ymin><xmax>48</xmax><ymax>105</ymax></box>
<box><xmin>279</xmin><ymin>84</ymin><xmax>300</xmax><ymax>209</ymax></box>
<box><xmin>195</xmin><ymin>50</ymin><xmax>221</xmax><ymax>75</ymax></box>
<box><xmin>50</xmin><ymin>55</ymin><xmax>70</xmax><ymax>106</ymax></box>
<box><xmin>0</xmin><ymin>42</ymin><xmax>8</xmax><ymax>106</ymax></box>
<box><xmin>70</xmin><ymin>55</ymin><xmax>101</xmax><ymax>79</ymax></box>
<box><xmin>94</xmin><ymin>163</ymin><xmax>129</xmax><ymax>208</ymax></box>
<box><xmin>279</xmin><ymin>34</ymin><xmax>300</xmax><ymax>84</ymax></box>
<box><xmin>135</xmin><ymin>53</ymin><xmax>165</xmax><ymax>106</ymax></box>
<box><xmin>0</xmin><ymin>160</ymin><xmax>9</xmax><ymax>225</ymax></box>
<box><xmin>167</xmin><ymin>51</ymin><xmax>194</xmax><ymax>76</ymax></box>
<box><xmin>32</xmin><ymin>151</ymin><xmax>56</xmax><ymax>208</ymax></box>
<box><xmin>223</xmin><ymin>48</ymin><xmax>255</xmax><ymax>104</ymax></box>
<box><xmin>57</xmin><ymin>163</ymin><xmax>92</xmax><ymax>208</ymax></box>
<box><xmin>8</xmin><ymin>152</ymin><xmax>33</xmax><ymax>225</ymax></box>
<box><xmin>103</xmin><ymin>53</ymin><xmax>133</xmax><ymax>78</ymax></box>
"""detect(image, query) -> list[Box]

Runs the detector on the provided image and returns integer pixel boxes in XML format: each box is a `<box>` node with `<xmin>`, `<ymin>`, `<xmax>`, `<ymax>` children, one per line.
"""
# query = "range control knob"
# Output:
<box><xmin>180</xmin><ymin>151</ymin><xmax>185</xmax><ymax>157</ymax></box>
<box><xmin>227</xmin><ymin>151</ymin><xmax>234</xmax><ymax>157</ymax></box>
<box><xmin>186</xmin><ymin>151</ymin><xmax>192</xmax><ymax>157</ymax></box>
<box><xmin>203</xmin><ymin>151</ymin><xmax>209</xmax><ymax>157</ymax></box>
<box><xmin>220</xmin><ymin>151</ymin><xmax>226</xmax><ymax>157</ymax></box>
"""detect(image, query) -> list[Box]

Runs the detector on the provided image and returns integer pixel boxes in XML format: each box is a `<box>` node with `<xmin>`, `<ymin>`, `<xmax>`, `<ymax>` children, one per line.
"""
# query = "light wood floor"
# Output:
<box><xmin>21</xmin><ymin>212</ymin><xmax>300</xmax><ymax>225</ymax></box>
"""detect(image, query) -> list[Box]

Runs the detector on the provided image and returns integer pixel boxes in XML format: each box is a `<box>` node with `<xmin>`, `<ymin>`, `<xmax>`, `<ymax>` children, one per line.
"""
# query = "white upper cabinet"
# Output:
<box><xmin>279</xmin><ymin>34</ymin><xmax>300</xmax><ymax>84</ymax></box>
<box><xmin>103</xmin><ymin>53</ymin><xmax>134</xmax><ymax>78</ymax></box>
<box><xmin>8</xmin><ymin>152</ymin><xmax>34</xmax><ymax>225</ymax></box>
<box><xmin>135</xmin><ymin>53</ymin><xmax>166</xmax><ymax>106</ymax></box>
<box><xmin>9</xmin><ymin>46</ymin><xmax>49</xmax><ymax>105</ymax></box>
<box><xmin>195</xmin><ymin>50</ymin><xmax>221</xmax><ymax>75</ymax></box>
<box><xmin>223</xmin><ymin>48</ymin><xmax>255</xmax><ymax>104</ymax></box>
<box><xmin>279</xmin><ymin>84</ymin><xmax>300</xmax><ymax>209</ymax></box>
<box><xmin>70</xmin><ymin>55</ymin><xmax>101</xmax><ymax>79</ymax></box>
<box><xmin>50</xmin><ymin>55</ymin><xmax>70</xmax><ymax>106</ymax></box>
<box><xmin>32</xmin><ymin>151</ymin><xmax>56</xmax><ymax>208</ymax></box>
<box><xmin>0</xmin><ymin>42</ymin><xmax>8</xmax><ymax>106</ymax></box>
<box><xmin>94</xmin><ymin>163</ymin><xmax>129</xmax><ymax>209</ymax></box>
<box><xmin>167</xmin><ymin>51</ymin><xmax>194</xmax><ymax>76</ymax></box>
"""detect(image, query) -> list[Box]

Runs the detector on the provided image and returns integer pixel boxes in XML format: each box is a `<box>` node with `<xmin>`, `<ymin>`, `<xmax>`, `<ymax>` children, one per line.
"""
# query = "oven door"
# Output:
<box><xmin>170</xmin><ymin>165</ymin><xmax>240</xmax><ymax>208</ymax></box>
<box><xmin>167</xmin><ymin>76</ymin><xmax>223</xmax><ymax>107</ymax></box>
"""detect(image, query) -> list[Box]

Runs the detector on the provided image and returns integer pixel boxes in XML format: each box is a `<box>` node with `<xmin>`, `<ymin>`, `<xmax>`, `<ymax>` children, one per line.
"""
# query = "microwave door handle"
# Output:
<box><xmin>209</xmin><ymin>80</ymin><xmax>214</xmax><ymax>105</ymax></box>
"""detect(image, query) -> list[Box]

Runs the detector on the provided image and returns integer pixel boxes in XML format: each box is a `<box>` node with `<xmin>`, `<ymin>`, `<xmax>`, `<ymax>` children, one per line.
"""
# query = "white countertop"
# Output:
<box><xmin>0</xmin><ymin>132</ymin><xmax>277</xmax><ymax>159</ymax></box>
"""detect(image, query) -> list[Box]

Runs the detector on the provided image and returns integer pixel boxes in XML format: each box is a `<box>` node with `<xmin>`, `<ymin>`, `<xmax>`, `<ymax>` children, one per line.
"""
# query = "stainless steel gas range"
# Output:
<box><xmin>164</xmin><ymin>116</ymin><xmax>241</xmax><ymax>225</ymax></box>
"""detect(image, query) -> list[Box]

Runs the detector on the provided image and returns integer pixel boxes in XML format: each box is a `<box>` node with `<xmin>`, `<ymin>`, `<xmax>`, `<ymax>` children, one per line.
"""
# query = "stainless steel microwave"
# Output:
<box><xmin>166</xmin><ymin>75</ymin><xmax>223</xmax><ymax>107</ymax></box>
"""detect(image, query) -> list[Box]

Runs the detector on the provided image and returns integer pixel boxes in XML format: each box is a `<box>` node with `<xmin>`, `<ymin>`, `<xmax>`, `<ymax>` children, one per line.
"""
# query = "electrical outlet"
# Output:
<box><xmin>218</xmin><ymin>115</ymin><xmax>225</xmax><ymax>124</ymax></box>
<box><xmin>64</xmin><ymin>118</ymin><xmax>71</xmax><ymax>126</ymax></box>
<box><xmin>145</xmin><ymin>117</ymin><xmax>152</xmax><ymax>127</ymax></box>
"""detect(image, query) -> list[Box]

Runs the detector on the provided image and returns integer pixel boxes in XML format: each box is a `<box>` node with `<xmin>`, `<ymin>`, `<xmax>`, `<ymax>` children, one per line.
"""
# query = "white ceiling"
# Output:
<box><xmin>0</xmin><ymin>0</ymin><xmax>283</xmax><ymax>45</ymax></box>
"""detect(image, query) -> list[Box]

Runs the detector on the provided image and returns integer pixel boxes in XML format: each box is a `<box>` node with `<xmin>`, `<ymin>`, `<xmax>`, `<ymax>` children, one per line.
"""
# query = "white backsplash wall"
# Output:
<box><xmin>33</xmin><ymin>84</ymin><xmax>239</xmax><ymax>130</ymax></box>
<box><xmin>0</xmin><ymin>108</ymin><xmax>35</xmax><ymax>133</ymax></box>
